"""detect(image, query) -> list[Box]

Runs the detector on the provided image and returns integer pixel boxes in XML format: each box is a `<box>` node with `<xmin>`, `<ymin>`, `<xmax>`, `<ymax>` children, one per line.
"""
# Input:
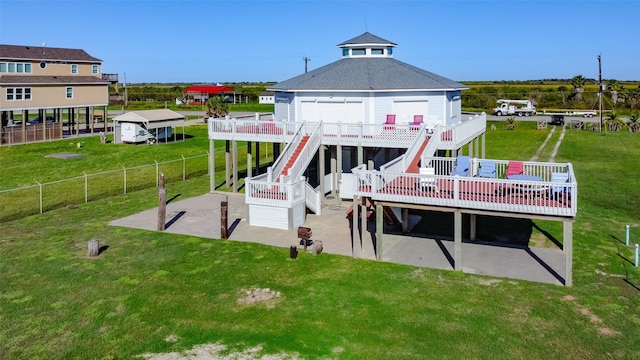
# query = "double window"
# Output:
<box><xmin>92</xmin><ymin>64</ymin><xmax>99</xmax><ymax>74</ymax></box>
<box><xmin>66</xmin><ymin>86</ymin><xmax>73</xmax><ymax>99</ymax></box>
<box><xmin>71</xmin><ymin>64</ymin><xmax>78</xmax><ymax>74</ymax></box>
<box><xmin>6</xmin><ymin>87</ymin><xmax>32</xmax><ymax>101</ymax></box>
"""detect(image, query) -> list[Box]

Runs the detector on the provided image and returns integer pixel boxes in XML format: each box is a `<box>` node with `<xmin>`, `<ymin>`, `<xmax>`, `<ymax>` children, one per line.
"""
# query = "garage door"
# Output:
<box><xmin>318</xmin><ymin>101</ymin><xmax>345</xmax><ymax>123</ymax></box>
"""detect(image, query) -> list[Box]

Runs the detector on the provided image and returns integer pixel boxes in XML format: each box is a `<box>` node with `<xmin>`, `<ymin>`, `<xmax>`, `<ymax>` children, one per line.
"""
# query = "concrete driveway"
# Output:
<box><xmin>110</xmin><ymin>191</ymin><xmax>567</xmax><ymax>286</ymax></box>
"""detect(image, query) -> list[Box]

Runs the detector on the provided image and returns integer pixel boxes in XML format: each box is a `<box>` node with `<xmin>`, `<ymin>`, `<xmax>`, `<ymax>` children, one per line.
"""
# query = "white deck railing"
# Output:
<box><xmin>208</xmin><ymin>114</ymin><xmax>486</xmax><ymax>151</ymax></box>
<box><xmin>305</xmin><ymin>182</ymin><xmax>322</xmax><ymax>215</ymax></box>
<box><xmin>269</xmin><ymin>123</ymin><xmax>305</xmax><ymax>182</ymax></box>
<box><xmin>352</xmin><ymin>158</ymin><xmax>577</xmax><ymax>218</ymax></box>
<box><xmin>245</xmin><ymin>175</ymin><xmax>306</xmax><ymax>207</ymax></box>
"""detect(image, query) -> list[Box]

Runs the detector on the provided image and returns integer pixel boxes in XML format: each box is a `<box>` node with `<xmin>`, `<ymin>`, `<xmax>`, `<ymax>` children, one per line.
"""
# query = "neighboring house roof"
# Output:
<box><xmin>260</xmin><ymin>92</ymin><xmax>275</xmax><ymax>96</ymax></box>
<box><xmin>0</xmin><ymin>75</ymin><xmax>110</xmax><ymax>85</ymax></box>
<box><xmin>337</xmin><ymin>32</ymin><xmax>396</xmax><ymax>47</ymax></box>
<box><xmin>268</xmin><ymin>57</ymin><xmax>467</xmax><ymax>92</ymax></box>
<box><xmin>113</xmin><ymin>109</ymin><xmax>185</xmax><ymax>128</ymax></box>
<box><xmin>184</xmin><ymin>85</ymin><xmax>234</xmax><ymax>94</ymax></box>
<box><xmin>0</xmin><ymin>44</ymin><xmax>101</xmax><ymax>62</ymax></box>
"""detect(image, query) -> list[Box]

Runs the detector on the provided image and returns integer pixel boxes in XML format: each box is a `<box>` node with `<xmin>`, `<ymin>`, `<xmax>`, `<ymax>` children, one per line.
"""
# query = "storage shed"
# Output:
<box><xmin>113</xmin><ymin>109</ymin><xmax>185</xmax><ymax>144</ymax></box>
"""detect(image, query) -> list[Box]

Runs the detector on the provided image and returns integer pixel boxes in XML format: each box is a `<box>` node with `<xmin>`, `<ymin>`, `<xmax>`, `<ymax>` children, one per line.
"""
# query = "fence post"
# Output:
<box><xmin>157</xmin><ymin>172</ymin><xmax>166</xmax><ymax>231</ymax></box>
<box><xmin>123</xmin><ymin>166</ymin><xmax>127</xmax><ymax>194</ymax></box>
<box><xmin>182</xmin><ymin>155</ymin><xmax>186</xmax><ymax>181</ymax></box>
<box><xmin>626</xmin><ymin>225</ymin><xmax>630</xmax><ymax>246</ymax></box>
<box><xmin>155</xmin><ymin>160</ymin><xmax>159</xmax><ymax>186</ymax></box>
<box><xmin>36</xmin><ymin>181</ymin><xmax>43</xmax><ymax>214</ymax></box>
<box><xmin>84</xmin><ymin>172</ymin><xmax>88</xmax><ymax>203</ymax></box>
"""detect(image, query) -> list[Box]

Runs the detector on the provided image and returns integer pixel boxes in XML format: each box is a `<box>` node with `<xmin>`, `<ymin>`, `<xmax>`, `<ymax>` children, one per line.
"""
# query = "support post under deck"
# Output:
<box><xmin>454</xmin><ymin>211</ymin><xmax>462</xmax><ymax>271</ymax></box>
<box><xmin>209</xmin><ymin>139</ymin><xmax>215</xmax><ymax>192</ymax></box>
<box><xmin>376</xmin><ymin>204</ymin><xmax>383</xmax><ymax>260</ymax></box>
<box><xmin>564</xmin><ymin>221</ymin><xmax>573</xmax><ymax>286</ymax></box>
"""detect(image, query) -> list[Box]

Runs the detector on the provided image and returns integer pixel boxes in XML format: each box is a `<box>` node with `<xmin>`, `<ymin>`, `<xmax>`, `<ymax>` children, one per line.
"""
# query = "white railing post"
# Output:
<box><xmin>123</xmin><ymin>166</ymin><xmax>127</xmax><ymax>194</ymax></box>
<box><xmin>155</xmin><ymin>160</ymin><xmax>159</xmax><ymax>186</ymax></box>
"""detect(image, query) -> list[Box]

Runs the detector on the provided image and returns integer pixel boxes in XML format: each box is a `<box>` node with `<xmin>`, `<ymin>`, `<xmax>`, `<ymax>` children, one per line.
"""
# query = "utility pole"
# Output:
<box><xmin>303</xmin><ymin>56</ymin><xmax>311</xmax><ymax>73</ymax></box>
<box><xmin>124</xmin><ymin>72</ymin><xmax>128</xmax><ymax>107</ymax></box>
<box><xmin>598</xmin><ymin>54</ymin><xmax>603</xmax><ymax>132</ymax></box>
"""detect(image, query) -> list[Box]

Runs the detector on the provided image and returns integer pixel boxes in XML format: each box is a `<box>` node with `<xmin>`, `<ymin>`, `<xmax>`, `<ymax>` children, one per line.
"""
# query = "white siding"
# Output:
<box><xmin>249</xmin><ymin>204</ymin><xmax>289</xmax><ymax>230</ymax></box>
<box><xmin>275</xmin><ymin>93</ymin><xmax>292</xmax><ymax>121</ymax></box>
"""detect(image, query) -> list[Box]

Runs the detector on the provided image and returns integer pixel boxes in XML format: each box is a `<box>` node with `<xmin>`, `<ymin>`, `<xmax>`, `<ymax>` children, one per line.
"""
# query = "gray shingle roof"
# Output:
<box><xmin>337</xmin><ymin>32</ymin><xmax>396</xmax><ymax>47</ymax></box>
<box><xmin>0</xmin><ymin>44</ymin><xmax>101</xmax><ymax>62</ymax></box>
<box><xmin>268</xmin><ymin>57</ymin><xmax>467</xmax><ymax>91</ymax></box>
<box><xmin>0</xmin><ymin>75</ymin><xmax>109</xmax><ymax>85</ymax></box>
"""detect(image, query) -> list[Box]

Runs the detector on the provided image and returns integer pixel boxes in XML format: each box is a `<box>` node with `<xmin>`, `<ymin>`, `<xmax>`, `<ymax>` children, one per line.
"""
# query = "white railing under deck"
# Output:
<box><xmin>305</xmin><ymin>182</ymin><xmax>322</xmax><ymax>215</ymax></box>
<box><xmin>245</xmin><ymin>175</ymin><xmax>306</xmax><ymax>207</ymax></box>
<box><xmin>353</xmin><ymin>158</ymin><xmax>577</xmax><ymax>218</ymax></box>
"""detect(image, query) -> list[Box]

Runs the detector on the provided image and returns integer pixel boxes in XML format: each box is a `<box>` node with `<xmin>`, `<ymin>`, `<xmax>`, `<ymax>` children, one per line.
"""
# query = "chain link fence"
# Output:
<box><xmin>0</xmin><ymin>154</ymin><xmax>209</xmax><ymax>222</ymax></box>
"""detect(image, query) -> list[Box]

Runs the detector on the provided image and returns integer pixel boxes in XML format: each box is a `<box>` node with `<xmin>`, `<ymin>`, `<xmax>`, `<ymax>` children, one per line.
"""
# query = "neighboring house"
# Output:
<box><xmin>0</xmin><ymin>44</ymin><xmax>115</xmax><ymax>145</ymax></box>
<box><xmin>259</xmin><ymin>92</ymin><xmax>275</xmax><ymax>104</ymax></box>
<box><xmin>181</xmin><ymin>85</ymin><xmax>234</xmax><ymax>105</ymax></box>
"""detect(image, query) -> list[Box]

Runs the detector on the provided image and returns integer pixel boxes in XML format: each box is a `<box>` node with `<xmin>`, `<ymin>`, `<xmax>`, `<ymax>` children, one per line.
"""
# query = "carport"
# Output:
<box><xmin>113</xmin><ymin>109</ymin><xmax>186</xmax><ymax>144</ymax></box>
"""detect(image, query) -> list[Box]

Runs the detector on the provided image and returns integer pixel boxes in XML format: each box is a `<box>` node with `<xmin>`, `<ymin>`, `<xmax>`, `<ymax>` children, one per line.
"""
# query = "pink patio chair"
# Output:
<box><xmin>384</xmin><ymin>114</ymin><xmax>396</xmax><ymax>130</ymax></box>
<box><xmin>411</xmin><ymin>115</ymin><xmax>424</xmax><ymax>130</ymax></box>
<box><xmin>506</xmin><ymin>161</ymin><xmax>524</xmax><ymax>178</ymax></box>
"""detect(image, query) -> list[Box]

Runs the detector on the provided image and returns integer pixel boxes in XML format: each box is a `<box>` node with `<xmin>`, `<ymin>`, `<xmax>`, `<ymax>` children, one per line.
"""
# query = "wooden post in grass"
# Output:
<box><xmin>157</xmin><ymin>172</ymin><xmax>166</xmax><ymax>231</ymax></box>
<box><xmin>221</xmin><ymin>195</ymin><xmax>228</xmax><ymax>239</ymax></box>
<box><xmin>87</xmin><ymin>239</ymin><xmax>99</xmax><ymax>257</ymax></box>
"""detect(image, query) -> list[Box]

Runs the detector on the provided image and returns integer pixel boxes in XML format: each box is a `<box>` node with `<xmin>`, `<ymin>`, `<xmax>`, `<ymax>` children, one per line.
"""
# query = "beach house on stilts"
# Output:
<box><xmin>207</xmin><ymin>32</ymin><xmax>577</xmax><ymax>285</ymax></box>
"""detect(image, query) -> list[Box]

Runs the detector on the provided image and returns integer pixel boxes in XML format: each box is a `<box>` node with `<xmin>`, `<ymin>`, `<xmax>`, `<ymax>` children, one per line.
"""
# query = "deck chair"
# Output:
<box><xmin>418</xmin><ymin>167</ymin><xmax>437</xmax><ymax>191</ymax></box>
<box><xmin>478</xmin><ymin>159</ymin><xmax>497</xmax><ymax>178</ymax></box>
<box><xmin>551</xmin><ymin>172</ymin><xmax>570</xmax><ymax>200</ymax></box>
<box><xmin>450</xmin><ymin>155</ymin><xmax>470</xmax><ymax>176</ymax></box>
<box><xmin>505</xmin><ymin>161</ymin><xmax>524</xmax><ymax>178</ymax></box>
<box><xmin>384</xmin><ymin>114</ymin><xmax>396</xmax><ymax>130</ymax></box>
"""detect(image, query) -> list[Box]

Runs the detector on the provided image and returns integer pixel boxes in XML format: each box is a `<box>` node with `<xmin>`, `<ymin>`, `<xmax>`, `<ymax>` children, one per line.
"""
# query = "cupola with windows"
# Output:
<box><xmin>337</xmin><ymin>31</ymin><xmax>396</xmax><ymax>58</ymax></box>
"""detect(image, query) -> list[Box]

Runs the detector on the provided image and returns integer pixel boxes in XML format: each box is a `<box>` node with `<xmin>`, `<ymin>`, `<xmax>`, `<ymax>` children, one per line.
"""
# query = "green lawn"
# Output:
<box><xmin>0</xmin><ymin>122</ymin><xmax>639</xmax><ymax>359</ymax></box>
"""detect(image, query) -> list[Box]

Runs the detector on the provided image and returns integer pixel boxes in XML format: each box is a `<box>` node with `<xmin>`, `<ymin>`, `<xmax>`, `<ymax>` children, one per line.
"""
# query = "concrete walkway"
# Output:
<box><xmin>109</xmin><ymin>191</ymin><xmax>566</xmax><ymax>286</ymax></box>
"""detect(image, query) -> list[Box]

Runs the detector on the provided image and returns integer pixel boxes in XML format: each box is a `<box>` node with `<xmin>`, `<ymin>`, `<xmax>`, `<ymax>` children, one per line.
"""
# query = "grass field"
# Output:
<box><xmin>1</xmin><ymin>122</ymin><xmax>639</xmax><ymax>359</ymax></box>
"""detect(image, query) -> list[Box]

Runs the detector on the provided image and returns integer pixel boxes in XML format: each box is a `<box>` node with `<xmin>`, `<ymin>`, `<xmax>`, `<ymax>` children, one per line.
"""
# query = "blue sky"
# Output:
<box><xmin>1</xmin><ymin>0</ymin><xmax>637</xmax><ymax>84</ymax></box>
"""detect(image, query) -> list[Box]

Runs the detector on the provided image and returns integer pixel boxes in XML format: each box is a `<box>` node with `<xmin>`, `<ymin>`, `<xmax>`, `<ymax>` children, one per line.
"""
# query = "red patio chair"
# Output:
<box><xmin>506</xmin><ymin>161</ymin><xmax>524</xmax><ymax>178</ymax></box>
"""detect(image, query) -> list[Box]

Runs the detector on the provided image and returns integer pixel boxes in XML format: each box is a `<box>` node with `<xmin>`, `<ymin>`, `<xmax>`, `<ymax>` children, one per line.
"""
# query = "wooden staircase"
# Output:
<box><xmin>278</xmin><ymin>135</ymin><xmax>310</xmax><ymax>179</ymax></box>
<box><xmin>405</xmin><ymin>138</ymin><xmax>430</xmax><ymax>174</ymax></box>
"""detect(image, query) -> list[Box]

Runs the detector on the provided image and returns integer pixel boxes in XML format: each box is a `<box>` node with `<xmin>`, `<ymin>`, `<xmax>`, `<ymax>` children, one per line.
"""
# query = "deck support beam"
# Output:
<box><xmin>454</xmin><ymin>211</ymin><xmax>462</xmax><ymax>271</ymax></box>
<box><xmin>352</xmin><ymin>195</ymin><xmax>360</xmax><ymax>258</ymax></box>
<box><xmin>337</xmin><ymin>144</ymin><xmax>342</xmax><ymax>196</ymax></box>
<box><xmin>319</xmin><ymin>145</ymin><xmax>325</xmax><ymax>198</ymax></box>
<box><xmin>225</xmin><ymin>141</ymin><xmax>231</xmax><ymax>187</ymax></box>
<box><xmin>330</xmin><ymin>146</ymin><xmax>337</xmax><ymax>197</ymax></box>
<box><xmin>209</xmin><ymin>139</ymin><xmax>215</xmax><ymax>192</ymax></box>
<box><xmin>376</xmin><ymin>203</ymin><xmax>383</xmax><ymax>260</ymax></box>
<box><xmin>474</xmin><ymin>136</ymin><xmax>479</xmax><ymax>159</ymax></box>
<box><xmin>482</xmin><ymin>132</ymin><xmax>486</xmax><ymax>159</ymax></box>
<box><xmin>470</xmin><ymin>214</ymin><xmax>477</xmax><ymax>241</ymax></box>
<box><xmin>402</xmin><ymin>208</ymin><xmax>409</xmax><ymax>233</ymax></box>
<box><xmin>564</xmin><ymin>220</ymin><xmax>573</xmax><ymax>286</ymax></box>
<box><xmin>232</xmin><ymin>141</ymin><xmax>238</xmax><ymax>192</ymax></box>
<box><xmin>255</xmin><ymin>142</ymin><xmax>260</xmax><ymax>176</ymax></box>
<box><xmin>247</xmin><ymin>141</ymin><xmax>252</xmax><ymax>178</ymax></box>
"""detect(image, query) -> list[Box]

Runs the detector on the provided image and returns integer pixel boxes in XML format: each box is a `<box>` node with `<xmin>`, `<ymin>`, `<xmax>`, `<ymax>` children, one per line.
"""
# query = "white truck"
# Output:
<box><xmin>120</xmin><ymin>122</ymin><xmax>172</xmax><ymax>144</ymax></box>
<box><xmin>493</xmin><ymin>99</ymin><xmax>536</xmax><ymax>116</ymax></box>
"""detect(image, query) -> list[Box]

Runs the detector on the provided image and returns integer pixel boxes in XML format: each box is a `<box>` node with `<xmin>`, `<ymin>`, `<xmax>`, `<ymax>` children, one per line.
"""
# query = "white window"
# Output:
<box><xmin>371</xmin><ymin>48</ymin><xmax>384</xmax><ymax>55</ymax></box>
<box><xmin>71</xmin><ymin>64</ymin><xmax>78</xmax><ymax>74</ymax></box>
<box><xmin>24</xmin><ymin>63</ymin><xmax>32</xmax><ymax>73</ymax></box>
<box><xmin>352</xmin><ymin>48</ymin><xmax>366</xmax><ymax>56</ymax></box>
<box><xmin>6</xmin><ymin>87</ymin><xmax>31</xmax><ymax>101</ymax></box>
<box><xmin>92</xmin><ymin>64</ymin><xmax>99</xmax><ymax>74</ymax></box>
<box><xmin>66</xmin><ymin>86</ymin><xmax>73</xmax><ymax>99</ymax></box>
<box><xmin>16</xmin><ymin>63</ymin><xmax>24</xmax><ymax>73</ymax></box>
<box><xmin>8</xmin><ymin>63</ymin><xmax>15</xmax><ymax>72</ymax></box>
<box><xmin>0</xmin><ymin>62</ymin><xmax>6</xmax><ymax>72</ymax></box>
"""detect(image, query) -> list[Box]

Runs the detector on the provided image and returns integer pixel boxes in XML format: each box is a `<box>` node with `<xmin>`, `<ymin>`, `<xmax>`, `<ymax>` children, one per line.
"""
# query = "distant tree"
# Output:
<box><xmin>603</xmin><ymin>112</ymin><xmax>627</xmax><ymax>132</ymax></box>
<box><xmin>607</xmin><ymin>79</ymin><xmax>620</xmax><ymax>104</ymax></box>
<box><xmin>627</xmin><ymin>113</ymin><xmax>640</xmax><ymax>132</ymax></box>
<box><xmin>571</xmin><ymin>75</ymin><xmax>586</xmax><ymax>101</ymax></box>
<box><xmin>205</xmin><ymin>96</ymin><xmax>229</xmax><ymax>121</ymax></box>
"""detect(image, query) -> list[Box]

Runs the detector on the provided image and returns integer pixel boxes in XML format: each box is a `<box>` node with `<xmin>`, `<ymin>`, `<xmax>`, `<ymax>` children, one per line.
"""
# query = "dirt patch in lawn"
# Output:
<box><xmin>140</xmin><ymin>343</ymin><xmax>300</xmax><ymax>360</ymax></box>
